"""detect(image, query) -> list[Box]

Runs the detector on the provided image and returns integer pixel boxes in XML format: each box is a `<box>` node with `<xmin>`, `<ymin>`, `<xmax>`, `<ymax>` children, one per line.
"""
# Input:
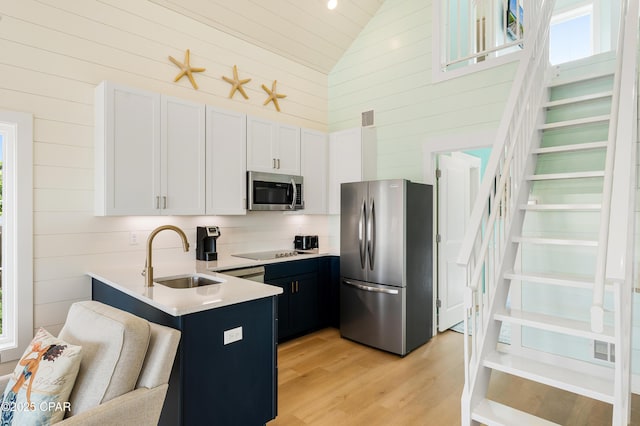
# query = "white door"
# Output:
<box><xmin>437</xmin><ymin>152</ymin><xmax>481</xmax><ymax>331</ymax></box>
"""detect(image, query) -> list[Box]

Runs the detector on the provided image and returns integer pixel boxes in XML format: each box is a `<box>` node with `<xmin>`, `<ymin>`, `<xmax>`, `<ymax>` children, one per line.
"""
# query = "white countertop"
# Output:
<box><xmin>88</xmin><ymin>250</ymin><xmax>337</xmax><ymax>317</ymax></box>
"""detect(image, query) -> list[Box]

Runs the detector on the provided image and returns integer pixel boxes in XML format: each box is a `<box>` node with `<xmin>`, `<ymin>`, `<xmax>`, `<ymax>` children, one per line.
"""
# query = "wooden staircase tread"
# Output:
<box><xmin>527</xmin><ymin>171</ymin><xmax>605</xmax><ymax>180</ymax></box>
<box><xmin>539</xmin><ymin>115</ymin><xmax>610</xmax><ymax>130</ymax></box>
<box><xmin>483</xmin><ymin>351</ymin><xmax>615</xmax><ymax>403</ymax></box>
<box><xmin>513</xmin><ymin>236</ymin><xmax>598</xmax><ymax>247</ymax></box>
<box><xmin>519</xmin><ymin>203</ymin><xmax>602</xmax><ymax>211</ymax></box>
<box><xmin>472</xmin><ymin>399</ymin><xmax>561</xmax><ymax>426</ymax></box>
<box><xmin>533</xmin><ymin>141</ymin><xmax>608</xmax><ymax>154</ymax></box>
<box><xmin>504</xmin><ymin>271</ymin><xmax>598</xmax><ymax>288</ymax></box>
<box><xmin>494</xmin><ymin>308</ymin><xmax>615</xmax><ymax>343</ymax></box>
<box><xmin>544</xmin><ymin>91</ymin><xmax>613</xmax><ymax>108</ymax></box>
<box><xmin>548</xmin><ymin>71</ymin><xmax>614</xmax><ymax>88</ymax></box>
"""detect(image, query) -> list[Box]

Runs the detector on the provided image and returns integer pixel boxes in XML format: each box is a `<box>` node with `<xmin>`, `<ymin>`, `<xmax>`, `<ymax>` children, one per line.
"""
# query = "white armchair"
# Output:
<box><xmin>0</xmin><ymin>301</ymin><xmax>180</xmax><ymax>425</ymax></box>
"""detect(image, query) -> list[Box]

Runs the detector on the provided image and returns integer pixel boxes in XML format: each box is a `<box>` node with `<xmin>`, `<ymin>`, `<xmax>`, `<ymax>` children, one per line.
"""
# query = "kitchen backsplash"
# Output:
<box><xmin>122</xmin><ymin>212</ymin><xmax>339</xmax><ymax>262</ymax></box>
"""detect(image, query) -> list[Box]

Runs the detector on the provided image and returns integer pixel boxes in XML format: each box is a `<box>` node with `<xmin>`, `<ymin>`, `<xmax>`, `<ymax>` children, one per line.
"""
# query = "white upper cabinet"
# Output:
<box><xmin>328</xmin><ymin>127</ymin><xmax>377</xmax><ymax>214</ymax></box>
<box><xmin>162</xmin><ymin>96</ymin><xmax>206</xmax><ymax>215</ymax></box>
<box><xmin>95</xmin><ymin>81</ymin><xmax>205</xmax><ymax>216</ymax></box>
<box><xmin>300</xmin><ymin>128</ymin><xmax>328</xmax><ymax>214</ymax></box>
<box><xmin>276</xmin><ymin>124</ymin><xmax>301</xmax><ymax>175</ymax></box>
<box><xmin>95</xmin><ymin>81</ymin><xmax>160</xmax><ymax>216</ymax></box>
<box><xmin>206</xmin><ymin>106</ymin><xmax>247</xmax><ymax>215</ymax></box>
<box><xmin>247</xmin><ymin>116</ymin><xmax>301</xmax><ymax>175</ymax></box>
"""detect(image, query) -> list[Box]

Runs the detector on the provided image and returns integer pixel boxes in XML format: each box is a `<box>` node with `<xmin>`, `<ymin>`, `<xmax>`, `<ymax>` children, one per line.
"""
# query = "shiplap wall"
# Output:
<box><xmin>329</xmin><ymin>0</ymin><xmax>640</xmax><ymax>384</ymax></box>
<box><xmin>328</xmin><ymin>0</ymin><xmax>517</xmax><ymax>183</ymax></box>
<box><xmin>0</xmin><ymin>0</ymin><xmax>331</xmax><ymax>372</ymax></box>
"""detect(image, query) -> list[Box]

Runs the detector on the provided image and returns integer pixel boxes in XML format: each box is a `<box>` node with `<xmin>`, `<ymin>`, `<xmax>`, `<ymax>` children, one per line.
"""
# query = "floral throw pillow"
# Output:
<box><xmin>0</xmin><ymin>328</ymin><xmax>82</xmax><ymax>425</ymax></box>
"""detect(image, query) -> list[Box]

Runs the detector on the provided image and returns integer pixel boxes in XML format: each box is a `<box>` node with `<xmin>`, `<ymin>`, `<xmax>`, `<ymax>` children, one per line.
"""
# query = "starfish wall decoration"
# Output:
<box><xmin>168</xmin><ymin>49</ymin><xmax>206</xmax><ymax>90</ymax></box>
<box><xmin>222</xmin><ymin>65</ymin><xmax>251</xmax><ymax>99</ymax></box>
<box><xmin>262</xmin><ymin>80</ymin><xmax>287</xmax><ymax>112</ymax></box>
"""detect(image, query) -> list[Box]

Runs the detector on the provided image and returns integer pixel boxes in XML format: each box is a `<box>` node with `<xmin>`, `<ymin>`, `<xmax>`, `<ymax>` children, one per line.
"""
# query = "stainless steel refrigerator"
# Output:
<box><xmin>340</xmin><ymin>179</ymin><xmax>433</xmax><ymax>356</ymax></box>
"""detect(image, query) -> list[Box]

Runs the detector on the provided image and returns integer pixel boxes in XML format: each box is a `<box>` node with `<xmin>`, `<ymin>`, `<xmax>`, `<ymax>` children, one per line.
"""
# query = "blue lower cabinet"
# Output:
<box><xmin>265</xmin><ymin>256</ymin><xmax>340</xmax><ymax>342</ymax></box>
<box><xmin>92</xmin><ymin>279</ymin><xmax>277</xmax><ymax>426</ymax></box>
<box><xmin>265</xmin><ymin>259</ymin><xmax>320</xmax><ymax>342</ymax></box>
<box><xmin>319</xmin><ymin>256</ymin><xmax>340</xmax><ymax>328</ymax></box>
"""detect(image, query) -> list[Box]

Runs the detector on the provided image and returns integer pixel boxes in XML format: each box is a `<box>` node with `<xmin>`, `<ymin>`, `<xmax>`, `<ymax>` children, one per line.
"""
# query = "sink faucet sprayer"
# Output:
<box><xmin>143</xmin><ymin>225</ymin><xmax>190</xmax><ymax>287</ymax></box>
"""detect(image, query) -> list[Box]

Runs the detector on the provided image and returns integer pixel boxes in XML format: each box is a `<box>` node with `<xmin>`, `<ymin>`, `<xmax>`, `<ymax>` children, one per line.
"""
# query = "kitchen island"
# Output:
<box><xmin>89</xmin><ymin>260</ymin><xmax>283</xmax><ymax>426</ymax></box>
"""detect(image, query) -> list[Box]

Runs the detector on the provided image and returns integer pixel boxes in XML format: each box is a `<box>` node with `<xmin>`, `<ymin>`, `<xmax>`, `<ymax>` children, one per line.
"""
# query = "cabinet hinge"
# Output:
<box><xmin>435</xmin><ymin>169</ymin><xmax>442</xmax><ymax>179</ymax></box>
<box><xmin>436</xmin><ymin>299</ymin><xmax>442</xmax><ymax>309</ymax></box>
<box><xmin>436</xmin><ymin>234</ymin><xmax>441</xmax><ymax>243</ymax></box>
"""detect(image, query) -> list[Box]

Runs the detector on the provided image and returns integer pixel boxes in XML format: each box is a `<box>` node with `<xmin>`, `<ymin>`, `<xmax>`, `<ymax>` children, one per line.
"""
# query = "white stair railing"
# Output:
<box><xmin>456</xmin><ymin>0</ymin><xmax>555</xmax><ymax>402</ymax></box>
<box><xmin>599</xmin><ymin>0</ymin><xmax>639</xmax><ymax>423</ymax></box>
<box><xmin>592</xmin><ymin>0</ymin><xmax>639</xmax><ymax>332</ymax></box>
<box><xmin>441</xmin><ymin>0</ymin><xmax>535</xmax><ymax>71</ymax></box>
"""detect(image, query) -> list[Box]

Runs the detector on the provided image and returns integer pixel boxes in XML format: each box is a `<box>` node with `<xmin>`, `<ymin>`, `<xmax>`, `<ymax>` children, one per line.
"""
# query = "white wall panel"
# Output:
<box><xmin>328</xmin><ymin>0</ymin><xmax>516</xmax><ymax>182</ymax></box>
<box><xmin>33</xmin><ymin>189</ymin><xmax>93</xmax><ymax>213</ymax></box>
<box><xmin>34</xmin><ymin>278</ymin><xmax>92</xmax><ymax>305</ymax></box>
<box><xmin>33</xmin><ymin>120</ymin><xmax>93</xmax><ymax>147</ymax></box>
<box><xmin>0</xmin><ymin>0</ymin><xmax>331</xmax><ymax>355</ymax></box>
<box><xmin>34</xmin><ymin>167</ymin><xmax>93</xmax><ymax>191</ymax></box>
<box><xmin>34</xmin><ymin>143</ymin><xmax>93</xmax><ymax>168</ymax></box>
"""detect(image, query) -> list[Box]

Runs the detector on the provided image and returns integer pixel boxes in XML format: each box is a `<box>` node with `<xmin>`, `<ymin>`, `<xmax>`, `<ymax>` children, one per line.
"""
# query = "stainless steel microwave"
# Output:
<box><xmin>247</xmin><ymin>171</ymin><xmax>304</xmax><ymax>211</ymax></box>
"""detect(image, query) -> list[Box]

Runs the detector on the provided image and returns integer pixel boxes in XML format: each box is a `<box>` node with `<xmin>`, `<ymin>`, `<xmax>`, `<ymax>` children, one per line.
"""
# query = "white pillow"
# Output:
<box><xmin>0</xmin><ymin>328</ymin><xmax>82</xmax><ymax>425</ymax></box>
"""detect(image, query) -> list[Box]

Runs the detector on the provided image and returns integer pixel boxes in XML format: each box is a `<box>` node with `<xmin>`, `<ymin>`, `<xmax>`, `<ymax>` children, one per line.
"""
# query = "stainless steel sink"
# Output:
<box><xmin>154</xmin><ymin>274</ymin><xmax>222</xmax><ymax>289</ymax></box>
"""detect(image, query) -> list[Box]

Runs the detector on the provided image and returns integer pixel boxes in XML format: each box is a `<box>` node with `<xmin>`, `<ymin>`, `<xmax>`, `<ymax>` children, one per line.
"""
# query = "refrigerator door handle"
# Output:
<box><xmin>343</xmin><ymin>280</ymin><xmax>399</xmax><ymax>295</ymax></box>
<box><xmin>367</xmin><ymin>198</ymin><xmax>375</xmax><ymax>270</ymax></box>
<box><xmin>359</xmin><ymin>200</ymin><xmax>367</xmax><ymax>269</ymax></box>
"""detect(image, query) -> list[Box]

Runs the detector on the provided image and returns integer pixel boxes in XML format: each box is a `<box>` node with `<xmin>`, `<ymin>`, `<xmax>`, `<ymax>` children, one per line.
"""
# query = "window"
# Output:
<box><xmin>550</xmin><ymin>5</ymin><xmax>594</xmax><ymax>65</ymax></box>
<box><xmin>432</xmin><ymin>0</ymin><xmax>524</xmax><ymax>82</ymax></box>
<box><xmin>0</xmin><ymin>111</ymin><xmax>33</xmax><ymax>362</ymax></box>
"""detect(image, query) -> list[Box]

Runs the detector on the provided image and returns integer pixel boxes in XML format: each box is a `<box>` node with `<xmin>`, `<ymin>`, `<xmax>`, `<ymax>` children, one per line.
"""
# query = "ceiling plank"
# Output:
<box><xmin>149</xmin><ymin>0</ymin><xmax>384</xmax><ymax>73</ymax></box>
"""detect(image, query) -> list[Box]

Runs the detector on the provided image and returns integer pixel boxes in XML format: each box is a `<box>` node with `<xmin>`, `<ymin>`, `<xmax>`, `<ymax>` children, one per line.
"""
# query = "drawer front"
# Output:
<box><xmin>265</xmin><ymin>258</ymin><xmax>318</xmax><ymax>280</ymax></box>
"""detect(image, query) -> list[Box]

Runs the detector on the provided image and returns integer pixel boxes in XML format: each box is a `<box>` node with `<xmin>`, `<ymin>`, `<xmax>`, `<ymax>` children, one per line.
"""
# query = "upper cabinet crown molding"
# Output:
<box><xmin>247</xmin><ymin>116</ymin><xmax>301</xmax><ymax>175</ymax></box>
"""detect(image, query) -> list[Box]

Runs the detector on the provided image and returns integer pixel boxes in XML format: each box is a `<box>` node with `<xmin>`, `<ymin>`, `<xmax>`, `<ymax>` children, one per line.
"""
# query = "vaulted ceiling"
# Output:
<box><xmin>149</xmin><ymin>0</ymin><xmax>385</xmax><ymax>74</ymax></box>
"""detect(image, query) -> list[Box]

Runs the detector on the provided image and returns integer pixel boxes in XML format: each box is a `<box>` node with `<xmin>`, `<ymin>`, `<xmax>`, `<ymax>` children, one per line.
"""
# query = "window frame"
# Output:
<box><xmin>431</xmin><ymin>0</ymin><xmax>524</xmax><ymax>83</ymax></box>
<box><xmin>549</xmin><ymin>4</ymin><xmax>595</xmax><ymax>65</ymax></box>
<box><xmin>0</xmin><ymin>110</ymin><xmax>33</xmax><ymax>362</ymax></box>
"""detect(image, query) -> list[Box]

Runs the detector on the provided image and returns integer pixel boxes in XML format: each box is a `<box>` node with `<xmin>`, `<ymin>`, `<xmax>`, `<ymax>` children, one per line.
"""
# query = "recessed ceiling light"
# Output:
<box><xmin>327</xmin><ymin>0</ymin><xmax>337</xmax><ymax>10</ymax></box>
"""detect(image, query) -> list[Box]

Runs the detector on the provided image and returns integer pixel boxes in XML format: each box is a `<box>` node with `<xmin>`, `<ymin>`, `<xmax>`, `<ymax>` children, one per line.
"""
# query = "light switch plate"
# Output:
<box><xmin>223</xmin><ymin>326</ymin><xmax>243</xmax><ymax>345</ymax></box>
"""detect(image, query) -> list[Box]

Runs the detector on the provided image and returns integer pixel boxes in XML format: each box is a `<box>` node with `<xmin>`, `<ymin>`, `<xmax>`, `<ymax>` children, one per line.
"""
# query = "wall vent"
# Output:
<box><xmin>594</xmin><ymin>340</ymin><xmax>615</xmax><ymax>363</ymax></box>
<box><xmin>362</xmin><ymin>110</ymin><xmax>374</xmax><ymax>127</ymax></box>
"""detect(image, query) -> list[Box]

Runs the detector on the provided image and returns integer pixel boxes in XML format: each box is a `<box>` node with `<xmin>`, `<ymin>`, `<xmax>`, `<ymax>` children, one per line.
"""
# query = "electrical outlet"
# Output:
<box><xmin>129</xmin><ymin>231</ymin><xmax>139</xmax><ymax>245</ymax></box>
<box><xmin>223</xmin><ymin>327</ymin><xmax>243</xmax><ymax>345</ymax></box>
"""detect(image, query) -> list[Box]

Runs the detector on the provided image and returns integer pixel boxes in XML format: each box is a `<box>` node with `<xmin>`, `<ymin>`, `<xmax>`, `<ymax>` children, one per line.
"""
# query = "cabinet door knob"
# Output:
<box><xmin>277</xmin><ymin>158</ymin><xmax>280</xmax><ymax>169</ymax></box>
<box><xmin>156</xmin><ymin>196</ymin><xmax>160</xmax><ymax>209</ymax></box>
<box><xmin>163</xmin><ymin>196</ymin><xmax>167</xmax><ymax>209</ymax></box>
<box><xmin>273</xmin><ymin>158</ymin><xmax>276</xmax><ymax>169</ymax></box>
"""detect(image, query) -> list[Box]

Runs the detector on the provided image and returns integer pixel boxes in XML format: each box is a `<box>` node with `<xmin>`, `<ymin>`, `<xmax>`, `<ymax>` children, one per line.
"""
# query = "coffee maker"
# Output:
<box><xmin>196</xmin><ymin>226</ymin><xmax>221</xmax><ymax>261</ymax></box>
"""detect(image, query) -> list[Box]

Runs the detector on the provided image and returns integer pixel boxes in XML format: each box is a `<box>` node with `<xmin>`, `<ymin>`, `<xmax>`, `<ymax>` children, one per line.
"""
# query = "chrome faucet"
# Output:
<box><xmin>144</xmin><ymin>225</ymin><xmax>190</xmax><ymax>287</ymax></box>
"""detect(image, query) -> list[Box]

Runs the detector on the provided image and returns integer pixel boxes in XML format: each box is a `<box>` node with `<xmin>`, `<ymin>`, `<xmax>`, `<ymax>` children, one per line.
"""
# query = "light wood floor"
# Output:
<box><xmin>268</xmin><ymin>328</ymin><xmax>640</xmax><ymax>425</ymax></box>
